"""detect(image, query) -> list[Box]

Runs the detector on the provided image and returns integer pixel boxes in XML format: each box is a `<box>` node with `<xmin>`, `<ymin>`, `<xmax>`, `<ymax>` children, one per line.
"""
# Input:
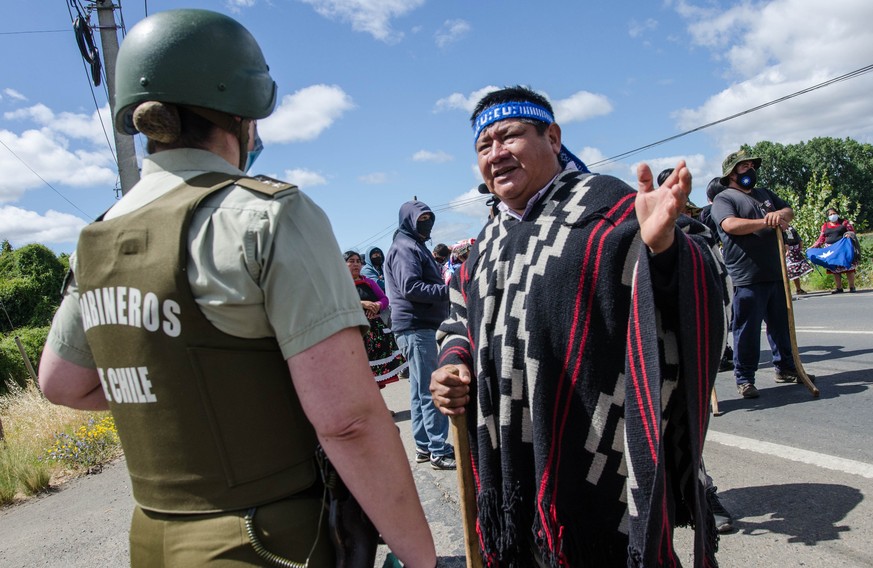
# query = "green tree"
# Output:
<box><xmin>747</xmin><ymin>137</ymin><xmax>873</xmax><ymax>229</ymax></box>
<box><xmin>774</xmin><ymin>171</ymin><xmax>862</xmax><ymax>247</ymax></box>
<box><xmin>0</xmin><ymin>244</ymin><xmax>66</xmax><ymax>329</ymax></box>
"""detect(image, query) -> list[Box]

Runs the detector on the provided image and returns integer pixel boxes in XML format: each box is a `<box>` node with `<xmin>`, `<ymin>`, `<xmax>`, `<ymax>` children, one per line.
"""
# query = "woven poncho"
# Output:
<box><xmin>437</xmin><ymin>170</ymin><xmax>724</xmax><ymax>567</ymax></box>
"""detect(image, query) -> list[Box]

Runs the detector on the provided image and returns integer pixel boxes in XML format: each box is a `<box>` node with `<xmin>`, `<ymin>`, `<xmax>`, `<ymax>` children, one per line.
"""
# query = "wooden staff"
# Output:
<box><xmin>450</xmin><ymin>414</ymin><xmax>484</xmax><ymax>568</ymax></box>
<box><xmin>711</xmin><ymin>386</ymin><xmax>723</xmax><ymax>416</ymax></box>
<box><xmin>776</xmin><ymin>229</ymin><xmax>819</xmax><ymax>397</ymax></box>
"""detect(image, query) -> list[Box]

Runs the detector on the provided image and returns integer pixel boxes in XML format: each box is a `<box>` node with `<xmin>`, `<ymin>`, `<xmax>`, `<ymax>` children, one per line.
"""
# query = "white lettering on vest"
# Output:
<box><xmin>102</xmin><ymin>287</ymin><xmax>118</xmax><ymax>324</ymax></box>
<box><xmin>128</xmin><ymin>288</ymin><xmax>142</xmax><ymax>328</ymax></box>
<box><xmin>162</xmin><ymin>300</ymin><xmax>181</xmax><ymax>337</ymax></box>
<box><xmin>99</xmin><ymin>366</ymin><xmax>158</xmax><ymax>404</ymax></box>
<box><xmin>117</xmin><ymin>286</ymin><xmax>128</xmax><ymax>325</ymax></box>
<box><xmin>97</xmin><ymin>368</ymin><xmax>112</xmax><ymax>401</ymax></box>
<box><xmin>142</xmin><ymin>292</ymin><xmax>160</xmax><ymax>332</ymax></box>
<box><xmin>82</xmin><ymin>287</ymin><xmax>183</xmax><ymax>338</ymax></box>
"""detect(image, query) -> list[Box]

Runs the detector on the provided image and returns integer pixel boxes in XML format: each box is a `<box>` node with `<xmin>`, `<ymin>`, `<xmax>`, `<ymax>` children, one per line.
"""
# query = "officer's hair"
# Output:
<box><xmin>135</xmin><ymin>102</ymin><xmax>217</xmax><ymax>154</ymax></box>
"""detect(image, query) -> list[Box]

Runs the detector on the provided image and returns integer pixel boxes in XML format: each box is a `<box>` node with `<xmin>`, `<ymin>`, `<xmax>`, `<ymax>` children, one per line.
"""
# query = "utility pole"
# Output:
<box><xmin>94</xmin><ymin>0</ymin><xmax>139</xmax><ymax>195</ymax></box>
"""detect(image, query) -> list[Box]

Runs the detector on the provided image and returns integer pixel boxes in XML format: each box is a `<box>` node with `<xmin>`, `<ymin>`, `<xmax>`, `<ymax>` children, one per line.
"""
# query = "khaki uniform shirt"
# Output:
<box><xmin>48</xmin><ymin>148</ymin><xmax>367</xmax><ymax>366</ymax></box>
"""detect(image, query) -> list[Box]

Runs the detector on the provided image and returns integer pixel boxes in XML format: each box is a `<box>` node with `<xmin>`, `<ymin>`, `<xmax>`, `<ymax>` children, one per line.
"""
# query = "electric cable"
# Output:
<box><xmin>0</xmin><ymin>137</ymin><xmax>95</xmax><ymax>220</ymax></box>
<box><xmin>353</xmin><ymin>61</ymin><xmax>873</xmax><ymax>248</ymax></box>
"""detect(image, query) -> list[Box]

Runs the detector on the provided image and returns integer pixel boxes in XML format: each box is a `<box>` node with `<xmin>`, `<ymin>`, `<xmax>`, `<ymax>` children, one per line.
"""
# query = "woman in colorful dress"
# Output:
<box><xmin>784</xmin><ymin>226</ymin><xmax>813</xmax><ymax>295</ymax></box>
<box><xmin>811</xmin><ymin>207</ymin><xmax>859</xmax><ymax>293</ymax></box>
<box><xmin>344</xmin><ymin>251</ymin><xmax>407</xmax><ymax>387</ymax></box>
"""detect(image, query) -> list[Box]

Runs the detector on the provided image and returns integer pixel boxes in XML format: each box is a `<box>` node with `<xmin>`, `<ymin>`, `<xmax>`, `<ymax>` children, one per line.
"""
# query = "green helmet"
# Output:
<box><xmin>719</xmin><ymin>148</ymin><xmax>762</xmax><ymax>185</ymax></box>
<box><xmin>114</xmin><ymin>9</ymin><xmax>277</xmax><ymax>135</ymax></box>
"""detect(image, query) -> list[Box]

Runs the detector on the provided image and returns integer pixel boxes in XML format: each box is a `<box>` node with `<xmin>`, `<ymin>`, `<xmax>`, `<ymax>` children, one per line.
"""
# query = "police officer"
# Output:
<box><xmin>38</xmin><ymin>9</ymin><xmax>436</xmax><ymax>567</ymax></box>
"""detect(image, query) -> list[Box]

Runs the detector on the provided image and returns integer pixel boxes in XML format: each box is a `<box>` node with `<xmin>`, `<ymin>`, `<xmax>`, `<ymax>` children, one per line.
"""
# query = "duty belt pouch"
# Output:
<box><xmin>316</xmin><ymin>446</ymin><xmax>379</xmax><ymax>568</ymax></box>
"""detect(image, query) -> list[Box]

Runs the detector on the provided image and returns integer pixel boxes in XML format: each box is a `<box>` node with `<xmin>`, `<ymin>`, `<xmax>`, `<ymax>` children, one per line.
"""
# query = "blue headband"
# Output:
<box><xmin>473</xmin><ymin>101</ymin><xmax>590</xmax><ymax>173</ymax></box>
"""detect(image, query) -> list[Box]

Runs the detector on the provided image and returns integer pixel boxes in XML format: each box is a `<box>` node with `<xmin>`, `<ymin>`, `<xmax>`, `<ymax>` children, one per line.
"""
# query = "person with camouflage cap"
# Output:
<box><xmin>38</xmin><ymin>9</ymin><xmax>436</xmax><ymax>567</ymax></box>
<box><xmin>711</xmin><ymin>148</ymin><xmax>803</xmax><ymax>399</ymax></box>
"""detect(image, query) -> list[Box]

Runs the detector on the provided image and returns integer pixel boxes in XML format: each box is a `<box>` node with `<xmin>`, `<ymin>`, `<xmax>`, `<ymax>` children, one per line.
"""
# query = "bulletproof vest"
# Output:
<box><xmin>75</xmin><ymin>172</ymin><xmax>318</xmax><ymax>513</ymax></box>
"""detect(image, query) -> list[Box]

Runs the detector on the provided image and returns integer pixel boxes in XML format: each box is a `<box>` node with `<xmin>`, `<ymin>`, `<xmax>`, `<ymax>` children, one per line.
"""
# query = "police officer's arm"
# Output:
<box><xmin>38</xmin><ymin>346</ymin><xmax>108</xmax><ymax>411</ymax></box>
<box><xmin>287</xmin><ymin>327</ymin><xmax>437</xmax><ymax>568</ymax></box>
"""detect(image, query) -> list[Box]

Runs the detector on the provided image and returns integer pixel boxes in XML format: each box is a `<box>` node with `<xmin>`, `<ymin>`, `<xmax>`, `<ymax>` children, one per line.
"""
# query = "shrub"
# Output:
<box><xmin>0</xmin><ymin>382</ymin><xmax>121</xmax><ymax>505</ymax></box>
<box><xmin>0</xmin><ymin>327</ymin><xmax>49</xmax><ymax>396</ymax></box>
<box><xmin>43</xmin><ymin>415</ymin><xmax>120</xmax><ymax>472</ymax></box>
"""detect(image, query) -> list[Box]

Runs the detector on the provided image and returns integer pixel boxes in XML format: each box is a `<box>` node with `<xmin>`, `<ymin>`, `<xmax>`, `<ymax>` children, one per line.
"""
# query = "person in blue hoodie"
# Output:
<box><xmin>384</xmin><ymin>201</ymin><xmax>454</xmax><ymax>470</ymax></box>
<box><xmin>361</xmin><ymin>246</ymin><xmax>387</xmax><ymax>291</ymax></box>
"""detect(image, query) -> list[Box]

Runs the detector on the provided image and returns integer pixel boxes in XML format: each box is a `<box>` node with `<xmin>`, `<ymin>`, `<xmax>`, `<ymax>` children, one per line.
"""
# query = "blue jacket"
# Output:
<box><xmin>361</xmin><ymin>246</ymin><xmax>386</xmax><ymax>291</ymax></box>
<box><xmin>384</xmin><ymin>201</ymin><xmax>449</xmax><ymax>332</ymax></box>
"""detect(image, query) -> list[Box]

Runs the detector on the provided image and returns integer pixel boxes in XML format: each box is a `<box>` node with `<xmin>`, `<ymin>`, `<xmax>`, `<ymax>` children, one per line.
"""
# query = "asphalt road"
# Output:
<box><xmin>1</xmin><ymin>289</ymin><xmax>871</xmax><ymax>567</ymax></box>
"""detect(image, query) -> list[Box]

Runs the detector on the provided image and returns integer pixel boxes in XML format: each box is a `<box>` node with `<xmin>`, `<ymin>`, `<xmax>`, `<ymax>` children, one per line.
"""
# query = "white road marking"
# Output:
<box><xmin>793</xmin><ymin>329</ymin><xmax>873</xmax><ymax>335</ymax></box>
<box><xmin>707</xmin><ymin>430</ymin><xmax>873</xmax><ymax>479</ymax></box>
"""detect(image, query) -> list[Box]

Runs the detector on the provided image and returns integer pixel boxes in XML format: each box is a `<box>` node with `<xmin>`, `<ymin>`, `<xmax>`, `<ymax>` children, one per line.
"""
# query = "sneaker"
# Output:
<box><xmin>737</xmin><ymin>383</ymin><xmax>759</xmax><ymax>398</ymax></box>
<box><xmin>706</xmin><ymin>488</ymin><xmax>734</xmax><ymax>534</ymax></box>
<box><xmin>831</xmin><ymin>288</ymin><xmax>844</xmax><ymax>294</ymax></box>
<box><xmin>415</xmin><ymin>448</ymin><xmax>430</xmax><ymax>463</ymax></box>
<box><xmin>430</xmin><ymin>454</ymin><xmax>457</xmax><ymax>470</ymax></box>
<box><xmin>849</xmin><ymin>287</ymin><xmax>857</xmax><ymax>293</ymax></box>
<box><xmin>774</xmin><ymin>370</ymin><xmax>816</xmax><ymax>384</ymax></box>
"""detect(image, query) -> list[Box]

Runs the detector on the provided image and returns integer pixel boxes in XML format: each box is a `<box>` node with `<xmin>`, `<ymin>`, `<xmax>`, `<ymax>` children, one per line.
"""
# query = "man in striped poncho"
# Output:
<box><xmin>430</xmin><ymin>86</ymin><xmax>726</xmax><ymax>567</ymax></box>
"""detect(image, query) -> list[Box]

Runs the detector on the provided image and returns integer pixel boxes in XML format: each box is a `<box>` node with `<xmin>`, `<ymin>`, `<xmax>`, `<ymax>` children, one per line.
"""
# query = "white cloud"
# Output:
<box><xmin>5</xmin><ymin>103</ymin><xmax>113</xmax><ymax>147</ymax></box>
<box><xmin>412</xmin><ymin>150</ymin><xmax>453</xmax><ymax>163</ymax></box>
<box><xmin>628</xmin><ymin>18</ymin><xmax>658</xmax><ymax>38</ymax></box>
<box><xmin>552</xmin><ymin>91</ymin><xmax>613</xmax><ymax>124</ymax></box>
<box><xmin>434</xmin><ymin>86</ymin><xmax>501</xmax><ymax>113</ymax></box>
<box><xmin>435</xmin><ymin>19</ymin><xmax>471</xmax><ymax>48</ymax></box>
<box><xmin>0</xmin><ymin>128</ymin><xmax>117</xmax><ymax>201</ymax></box>
<box><xmin>298</xmin><ymin>0</ymin><xmax>425</xmax><ymax>43</ymax></box>
<box><xmin>359</xmin><ymin>172</ymin><xmax>388</xmax><ymax>184</ymax></box>
<box><xmin>284</xmin><ymin>168</ymin><xmax>327</xmax><ymax>188</ymax></box>
<box><xmin>3</xmin><ymin>88</ymin><xmax>27</xmax><ymax>102</ymax></box>
<box><xmin>0</xmin><ymin>205</ymin><xmax>87</xmax><ymax>246</ymax></box>
<box><xmin>675</xmin><ymin>0</ymin><xmax>873</xmax><ymax>151</ymax></box>
<box><xmin>259</xmin><ymin>85</ymin><xmax>354</xmax><ymax>143</ymax></box>
<box><xmin>448</xmin><ymin>186</ymin><xmax>489</xmax><ymax>219</ymax></box>
<box><xmin>436</xmin><ymin>87</ymin><xmax>612</xmax><ymax>125</ymax></box>
<box><xmin>225</xmin><ymin>0</ymin><xmax>257</xmax><ymax>10</ymax></box>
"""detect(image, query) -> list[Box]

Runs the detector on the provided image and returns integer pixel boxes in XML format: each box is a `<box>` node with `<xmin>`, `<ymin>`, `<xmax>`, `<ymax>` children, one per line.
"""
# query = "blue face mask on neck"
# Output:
<box><xmin>244</xmin><ymin>131</ymin><xmax>264</xmax><ymax>173</ymax></box>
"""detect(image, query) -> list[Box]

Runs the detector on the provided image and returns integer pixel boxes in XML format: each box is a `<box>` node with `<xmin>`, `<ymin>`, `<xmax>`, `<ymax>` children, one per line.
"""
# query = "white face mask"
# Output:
<box><xmin>828</xmin><ymin>214</ymin><xmax>839</xmax><ymax>222</ymax></box>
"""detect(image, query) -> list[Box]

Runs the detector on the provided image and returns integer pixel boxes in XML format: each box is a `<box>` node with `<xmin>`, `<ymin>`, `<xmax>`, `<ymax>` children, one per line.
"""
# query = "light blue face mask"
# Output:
<box><xmin>828</xmin><ymin>214</ymin><xmax>839</xmax><ymax>222</ymax></box>
<box><xmin>244</xmin><ymin>131</ymin><xmax>264</xmax><ymax>173</ymax></box>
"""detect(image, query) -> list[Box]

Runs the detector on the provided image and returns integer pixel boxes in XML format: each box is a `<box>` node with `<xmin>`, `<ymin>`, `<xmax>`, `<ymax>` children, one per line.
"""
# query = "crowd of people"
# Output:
<box><xmin>36</xmin><ymin>7</ymin><xmax>865</xmax><ymax>568</ymax></box>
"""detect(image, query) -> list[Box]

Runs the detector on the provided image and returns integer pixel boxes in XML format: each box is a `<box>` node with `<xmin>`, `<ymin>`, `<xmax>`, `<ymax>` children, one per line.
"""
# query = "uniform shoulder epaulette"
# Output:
<box><xmin>235</xmin><ymin>175</ymin><xmax>298</xmax><ymax>196</ymax></box>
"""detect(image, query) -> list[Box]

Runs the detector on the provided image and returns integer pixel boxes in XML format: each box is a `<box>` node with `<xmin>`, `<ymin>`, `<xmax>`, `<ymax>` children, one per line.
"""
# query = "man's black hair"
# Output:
<box><xmin>656</xmin><ymin>168</ymin><xmax>674</xmax><ymax>187</ymax></box>
<box><xmin>432</xmin><ymin>243</ymin><xmax>450</xmax><ymax>258</ymax></box>
<box><xmin>705</xmin><ymin>177</ymin><xmax>726</xmax><ymax>203</ymax></box>
<box><xmin>471</xmin><ymin>85</ymin><xmax>553</xmax><ymax>135</ymax></box>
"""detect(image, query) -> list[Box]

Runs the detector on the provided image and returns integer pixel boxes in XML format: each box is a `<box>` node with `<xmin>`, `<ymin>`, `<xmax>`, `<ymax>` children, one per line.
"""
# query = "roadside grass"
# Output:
<box><xmin>0</xmin><ymin>380</ymin><xmax>121</xmax><ymax>507</ymax></box>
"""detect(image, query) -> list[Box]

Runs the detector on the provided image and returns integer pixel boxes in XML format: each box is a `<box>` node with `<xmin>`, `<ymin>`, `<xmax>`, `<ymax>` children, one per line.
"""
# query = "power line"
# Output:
<box><xmin>352</xmin><ymin>62</ymin><xmax>873</xmax><ymax>249</ymax></box>
<box><xmin>588</xmin><ymin>62</ymin><xmax>873</xmax><ymax>168</ymax></box>
<box><xmin>0</xmin><ymin>137</ymin><xmax>94</xmax><ymax>220</ymax></box>
<box><xmin>0</xmin><ymin>29</ymin><xmax>68</xmax><ymax>35</ymax></box>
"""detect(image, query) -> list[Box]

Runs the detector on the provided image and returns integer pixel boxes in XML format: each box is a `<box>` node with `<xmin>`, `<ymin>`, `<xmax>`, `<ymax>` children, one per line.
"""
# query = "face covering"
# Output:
<box><xmin>828</xmin><ymin>214</ymin><xmax>839</xmax><ymax>222</ymax></box>
<box><xmin>736</xmin><ymin>168</ymin><xmax>757</xmax><ymax>190</ymax></box>
<box><xmin>244</xmin><ymin>131</ymin><xmax>264</xmax><ymax>173</ymax></box>
<box><xmin>371</xmin><ymin>253</ymin><xmax>383</xmax><ymax>267</ymax></box>
<box><xmin>416</xmin><ymin>217</ymin><xmax>435</xmax><ymax>240</ymax></box>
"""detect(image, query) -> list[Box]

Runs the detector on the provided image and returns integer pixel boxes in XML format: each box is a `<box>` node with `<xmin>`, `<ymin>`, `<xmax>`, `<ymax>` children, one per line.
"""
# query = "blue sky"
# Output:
<box><xmin>3</xmin><ymin>0</ymin><xmax>873</xmax><ymax>256</ymax></box>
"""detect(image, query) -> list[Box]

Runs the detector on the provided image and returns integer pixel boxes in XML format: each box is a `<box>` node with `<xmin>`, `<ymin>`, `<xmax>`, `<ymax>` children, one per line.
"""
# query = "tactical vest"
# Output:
<box><xmin>75</xmin><ymin>172</ymin><xmax>318</xmax><ymax>513</ymax></box>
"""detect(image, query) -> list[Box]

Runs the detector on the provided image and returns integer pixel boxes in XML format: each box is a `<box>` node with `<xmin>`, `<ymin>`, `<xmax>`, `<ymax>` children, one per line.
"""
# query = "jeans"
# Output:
<box><xmin>395</xmin><ymin>329</ymin><xmax>450</xmax><ymax>457</ymax></box>
<box><xmin>732</xmin><ymin>281</ymin><xmax>795</xmax><ymax>385</ymax></box>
